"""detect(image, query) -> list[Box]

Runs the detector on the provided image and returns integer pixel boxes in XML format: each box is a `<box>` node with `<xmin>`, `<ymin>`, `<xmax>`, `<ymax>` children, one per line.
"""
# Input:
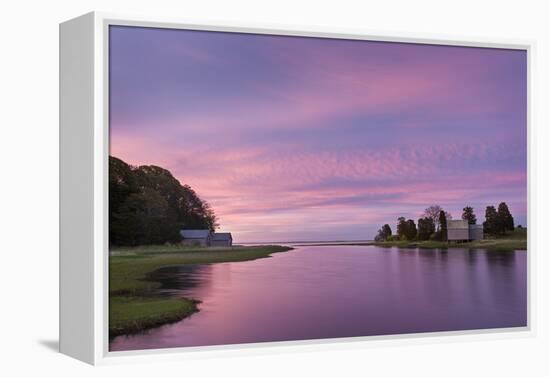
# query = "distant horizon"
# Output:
<box><xmin>109</xmin><ymin>26</ymin><xmax>527</xmax><ymax>243</ymax></box>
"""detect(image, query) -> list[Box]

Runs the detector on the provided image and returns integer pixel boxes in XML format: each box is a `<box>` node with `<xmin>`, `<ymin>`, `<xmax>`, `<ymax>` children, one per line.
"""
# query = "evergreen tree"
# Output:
<box><xmin>439</xmin><ymin>210</ymin><xmax>448</xmax><ymax>241</ymax></box>
<box><xmin>397</xmin><ymin>217</ymin><xmax>407</xmax><ymax>240</ymax></box>
<box><xmin>462</xmin><ymin>206</ymin><xmax>477</xmax><ymax>225</ymax></box>
<box><xmin>405</xmin><ymin>219</ymin><xmax>417</xmax><ymax>240</ymax></box>
<box><xmin>483</xmin><ymin>205</ymin><xmax>498</xmax><ymax>236</ymax></box>
<box><xmin>496</xmin><ymin>202</ymin><xmax>515</xmax><ymax>233</ymax></box>
<box><xmin>382</xmin><ymin>224</ymin><xmax>392</xmax><ymax>239</ymax></box>
<box><xmin>417</xmin><ymin>217</ymin><xmax>436</xmax><ymax>241</ymax></box>
<box><xmin>374</xmin><ymin>224</ymin><xmax>392</xmax><ymax>242</ymax></box>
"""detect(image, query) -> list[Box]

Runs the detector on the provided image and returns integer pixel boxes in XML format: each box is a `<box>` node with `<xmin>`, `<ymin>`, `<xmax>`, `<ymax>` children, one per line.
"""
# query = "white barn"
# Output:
<box><xmin>180</xmin><ymin>230</ymin><xmax>233</xmax><ymax>247</ymax></box>
<box><xmin>211</xmin><ymin>233</ymin><xmax>233</xmax><ymax>247</ymax></box>
<box><xmin>180</xmin><ymin>229</ymin><xmax>212</xmax><ymax>246</ymax></box>
<box><xmin>447</xmin><ymin>220</ymin><xmax>483</xmax><ymax>241</ymax></box>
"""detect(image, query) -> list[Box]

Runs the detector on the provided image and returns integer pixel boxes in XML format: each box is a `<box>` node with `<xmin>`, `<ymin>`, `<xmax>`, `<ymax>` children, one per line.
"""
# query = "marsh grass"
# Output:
<box><xmin>109</xmin><ymin>245</ymin><xmax>293</xmax><ymax>337</ymax></box>
<box><xmin>303</xmin><ymin>229</ymin><xmax>527</xmax><ymax>251</ymax></box>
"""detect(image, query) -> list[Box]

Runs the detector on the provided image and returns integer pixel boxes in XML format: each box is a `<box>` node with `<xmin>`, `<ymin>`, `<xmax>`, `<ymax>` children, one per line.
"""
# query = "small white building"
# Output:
<box><xmin>447</xmin><ymin>220</ymin><xmax>483</xmax><ymax>241</ymax></box>
<box><xmin>180</xmin><ymin>230</ymin><xmax>233</xmax><ymax>247</ymax></box>
<box><xmin>211</xmin><ymin>232</ymin><xmax>233</xmax><ymax>247</ymax></box>
<box><xmin>180</xmin><ymin>229</ymin><xmax>212</xmax><ymax>246</ymax></box>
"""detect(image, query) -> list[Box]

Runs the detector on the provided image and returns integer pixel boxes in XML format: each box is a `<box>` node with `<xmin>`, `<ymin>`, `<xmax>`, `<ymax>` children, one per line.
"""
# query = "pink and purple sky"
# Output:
<box><xmin>109</xmin><ymin>26</ymin><xmax>527</xmax><ymax>243</ymax></box>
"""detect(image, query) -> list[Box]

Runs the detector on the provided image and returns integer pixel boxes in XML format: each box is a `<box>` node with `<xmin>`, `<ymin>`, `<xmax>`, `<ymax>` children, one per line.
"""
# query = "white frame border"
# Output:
<box><xmin>64</xmin><ymin>11</ymin><xmax>536</xmax><ymax>365</ymax></box>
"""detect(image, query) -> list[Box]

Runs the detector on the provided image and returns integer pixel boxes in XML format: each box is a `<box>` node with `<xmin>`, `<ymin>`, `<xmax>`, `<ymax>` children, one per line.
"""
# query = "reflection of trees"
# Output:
<box><xmin>484</xmin><ymin>250</ymin><xmax>516</xmax><ymax>267</ymax></box>
<box><xmin>466</xmin><ymin>249</ymin><xmax>479</xmax><ymax>265</ymax></box>
<box><xmin>147</xmin><ymin>264</ymin><xmax>213</xmax><ymax>295</ymax></box>
<box><xmin>482</xmin><ymin>250</ymin><xmax>525</xmax><ymax>327</ymax></box>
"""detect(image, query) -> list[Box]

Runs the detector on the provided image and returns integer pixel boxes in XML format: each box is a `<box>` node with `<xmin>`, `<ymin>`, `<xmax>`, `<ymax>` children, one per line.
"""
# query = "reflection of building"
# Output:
<box><xmin>211</xmin><ymin>233</ymin><xmax>233</xmax><ymax>247</ymax></box>
<box><xmin>180</xmin><ymin>230</ymin><xmax>233</xmax><ymax>247</ymax></box>
<box><xmin>447</xmin><ymin>220</ymin><xmax>484</xmax><ymax>241</ymax></box>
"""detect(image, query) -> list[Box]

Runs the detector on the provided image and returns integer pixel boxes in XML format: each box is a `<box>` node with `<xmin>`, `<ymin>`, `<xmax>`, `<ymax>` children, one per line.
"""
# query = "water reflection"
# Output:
<box><xmin>147</xmin><ymin>264</ymin><xmax>213</xmax><ymax>297</ymax></box>
<box><xmin>110</xmin><ymin>246</ymin><xmax>527</xmax><ymax>351</ymax></box>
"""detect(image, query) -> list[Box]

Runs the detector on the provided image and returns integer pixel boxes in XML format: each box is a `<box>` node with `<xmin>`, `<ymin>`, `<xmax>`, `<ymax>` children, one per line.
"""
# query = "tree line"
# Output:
<box><xmin>110</xmin><ymin>156</ymin><xmax>219</xmax><ymax>246</ymax></box>
<box><xmin>374</xmin><ymin>202</ymin><xmax>516</xmax><ymax>242</ymax></box>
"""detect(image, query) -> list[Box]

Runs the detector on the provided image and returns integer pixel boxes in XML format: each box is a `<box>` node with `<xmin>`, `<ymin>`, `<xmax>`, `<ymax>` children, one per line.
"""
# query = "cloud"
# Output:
<box><xmin>109</xmin><ymin>28</ymin><xmax>527</xmax><ymax>242</ymax></box>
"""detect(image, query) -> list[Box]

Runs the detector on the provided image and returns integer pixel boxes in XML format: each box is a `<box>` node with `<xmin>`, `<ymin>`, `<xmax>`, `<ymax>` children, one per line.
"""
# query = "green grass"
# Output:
<box><xmin>370</xmin><ymin>238</ymin><xmax>526</xmax><ymax>251</ymax></box>
<box><xmin>109</xmin><ymin>245</ymin><xmax>293</xmax><ymax>337</ymax></box>
<box><xmin>304</xmin><ymin>228</ymin><xmax>527</xmax><ymax>251</ymax></box>
<box><xmin>109</xmin><ymin>296</ymin><xmax>200</xmax><ymax>337</ymax></box>
<box><xmin>371</xmin><ymin>228</ymin><xmax>527</xmax><ymax>251</ymax></box>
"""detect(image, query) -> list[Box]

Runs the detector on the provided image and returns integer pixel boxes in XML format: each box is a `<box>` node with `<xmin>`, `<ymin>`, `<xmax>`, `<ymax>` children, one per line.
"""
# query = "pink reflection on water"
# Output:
<box><xmin>110</xmin><ymin>246</ymin><xmax>526</xmax><ymax>351</ymax></box>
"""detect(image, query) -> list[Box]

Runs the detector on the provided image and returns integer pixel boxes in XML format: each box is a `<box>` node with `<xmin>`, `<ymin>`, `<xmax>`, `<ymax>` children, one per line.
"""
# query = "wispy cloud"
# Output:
<box><xmin>109</xmin><ymin>26</ymin><xmax>527</xmax><ymax>242</ymax></box>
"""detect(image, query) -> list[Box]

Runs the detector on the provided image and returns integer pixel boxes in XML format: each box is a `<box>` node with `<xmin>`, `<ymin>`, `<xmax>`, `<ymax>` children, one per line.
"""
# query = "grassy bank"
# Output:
<box><xmin>374</xmin><ymin>228</ymin><xmax>526</xmax><ymax>251</ymax></box>
<box><xmin>369</xmin><ymin>238</ymin><xmax>526</xmax><ymax>251</ymax></box>
<box><xmin>109</xmin><ymin>245</ymin><xmax>293</xmax><ymax>338</ymax></box>
<box><xmin>305</xmin><ymin>228</ymin><xmax>527</xmax><ymax>251</ymax></box>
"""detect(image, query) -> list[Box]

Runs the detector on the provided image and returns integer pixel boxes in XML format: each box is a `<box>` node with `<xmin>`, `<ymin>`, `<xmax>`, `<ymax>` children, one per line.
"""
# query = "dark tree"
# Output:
<box><xmin>375</xmin><ymin>224</ymin><xmax>393</xmax><ymax>241</ymax></box>
<box><xmin>462</xmin><ymin>206</ymin><xmax>477</xmax><ymax>225</ymax></box>
<box><xmin>483</xmin><ymin>206</ymin><xmax>498</xmax><ymax>236</ymax></box>
<box><xmin>110</xmin><ymin>188</ymin><xmax>180</xmax><ymax>246</ymax></box>
<box><xmin>424</xmin><ymin>205</ymin><xmax>452</xmax><ymax>231</ymax></box>
<box><xmin>424</xmin><ymin>205</ymin><xmax>443</xmax><ymax>231</ymax></box>
<box><xmin>109</xmin><ymin>157</ymin><xmax>139</xmax><ymax>220</ymax></box>
<box><xmin>109</xmin><ymin>156</ymin><xmax>220</xmax><ymax>246</ymax></box>
<box><xmin>417</xmin><ymin>217</ymin><xmax>436</xmax><ymax>241</ymax></box>
<box><xmin>496</xmin><ymin>202</ymin><xmax>514</xmax><ymax>233</ymax></box>
<box><xmin>382</xmin><ymin>224</ymin><xmax>392</xmax><ymax>239</ymax></box>
<box><xmin>397</xmin><ymin>217</ymin><xmax>407</xmax><ymax>240</ymax></box>
<box><xmin>405</xmin><ymin>219</ymin><xmax>417</xmax><ymax>241</ymax></box>
<box><xmin>439</xmin><ymin>210</ymin><xmax>448</xmax><ymax>241</ymax></box>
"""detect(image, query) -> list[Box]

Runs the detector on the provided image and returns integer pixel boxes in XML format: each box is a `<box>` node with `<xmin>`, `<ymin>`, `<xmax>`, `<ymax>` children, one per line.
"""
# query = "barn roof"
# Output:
<box><xmin>212</xmin><ymin>232</ymin><xmax>232</xmax><ymax>241</ymax></box>
<box><xmin>180</xmin><ymin>229</ymin><xmax>211</xmax><ymax>239</ymax></box>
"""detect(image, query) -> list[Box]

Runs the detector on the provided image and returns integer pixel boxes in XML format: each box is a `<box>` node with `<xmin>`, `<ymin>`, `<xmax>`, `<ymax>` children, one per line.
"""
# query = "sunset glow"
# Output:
<box><xmin>109</xmin><ymin>26</ymin><xmax>527</xmax><ymax>242</ymax></box>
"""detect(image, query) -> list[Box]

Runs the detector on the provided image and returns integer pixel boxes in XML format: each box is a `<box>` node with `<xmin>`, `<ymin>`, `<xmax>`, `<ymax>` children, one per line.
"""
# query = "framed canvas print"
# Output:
<box><xmin>59</xmin><ymin>12</ymin><xmax>533</xmax><ymax>365</ymax></box>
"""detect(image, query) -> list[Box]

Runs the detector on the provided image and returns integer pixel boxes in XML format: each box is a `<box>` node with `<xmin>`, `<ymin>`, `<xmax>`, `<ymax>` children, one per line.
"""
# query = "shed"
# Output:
<box><xmin>447</xmin><ymin>220</ymin><xmax>470</xmax><ymax>241</ymax></box>
<box><xmin>180</xmin><ymin>229</ymin><xmax>212</xmax><ymax>247</ymax></box>
<box><xmin>211</xmin><ymin>232</ymin><xmax>233</xmax><ymax>247</ymax></box>
<box><xmin>469</xmin><ymin>224</ymin><xmax>484</xmax><ymax>240</ymax></box>
<box><xmin>447</xmin><ymin>220</ymin><xmax>484</xmax><ymax>241</ymax></box>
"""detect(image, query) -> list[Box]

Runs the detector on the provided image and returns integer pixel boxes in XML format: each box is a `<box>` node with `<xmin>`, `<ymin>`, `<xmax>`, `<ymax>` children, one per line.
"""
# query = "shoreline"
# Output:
<box><xmin>109</xmin><ymin>245</ymin><xmax>293</xmax><ymax>339</ymax></box>
<box><xmin>300</xmin><ymin>239</ymin><xmax>526</xmax><ymax>251</ymax></box>
<box><xmin>109</xmin><ymin>236</ymin><xmax>526</xmax><ymax>339</ymax></box>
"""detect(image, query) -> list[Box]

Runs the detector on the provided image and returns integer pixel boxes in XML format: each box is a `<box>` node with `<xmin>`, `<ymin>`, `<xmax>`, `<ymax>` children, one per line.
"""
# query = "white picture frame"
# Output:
<box><xmin>59</xmin><ymin>11</ymin><xmax>535</xmax><ymax>365</ymax></box>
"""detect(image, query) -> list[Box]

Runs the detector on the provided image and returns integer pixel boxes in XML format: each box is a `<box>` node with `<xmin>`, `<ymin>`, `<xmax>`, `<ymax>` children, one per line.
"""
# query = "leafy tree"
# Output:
<box><xmin>483</xmin><ymin>206</ymin><xmax>498</xmax><ymax>236</ymax></box>
<box><xmin>462</xmin><ymin>206</ymin><xmax>477</xmax><ymax>225</ymax></box>
<box><xmin>110</xmin><ymin>189</ymin><xmax>179</xmax><ymax>246</ymax></box>
<box><xmin>397</xmin><ymin>217</ymin><xmax>408</xmax><ymax>240</ymax></box>
<box><xmin>439</xmin><ymin>210</ymin><xmax>448</xmax><ymax>241</ymax></box>
<box><xmin>405</xmin><ymin>219</ymin><xmax>417</xmax><ymax>240</ymax></box>
<box><xmin>374</xmin><ymin>224</ymin><xmax>393</xmax><ymax>241</ymax></box>
<box><xmin>109</xmin><ymin>156</ymin><xmax>139</xmax><ymax>221</ymax></box>
<box><xmin>417</xmin><ymin>217</ymin><xmax>436</xmax><ymax>241</ymax></box>
<box><xmin>382</xmin><ymin>224</ymin><xmax>392</xmax><ymax>239</ymax></box>
<box><xmin>424</xmin><ymin>205</ymin><xmax>452</xmax><ymax>231</ymax></box>
<box><xmin>133</xmin><ymin>164</ymin><xmax>219</xmax><ymax>231</ymax></box>
<box><xmin>109</xmin><ymin>156</ymin><xmax>219</xmax><ymax>246</ymax></box>
<box><xmin>397</xmin><ymin>217</ymin><xmax>419</xmax><ymax>241</ymax></box>
<box><xmin>497</xmin><ymin>202</ymin><xmax>514</xmax><ymax>233</ymax></box>
<box><xmin>424</xmin><ymin>205</ymin><xmax>443</xmax><ymax>231</ymax></box>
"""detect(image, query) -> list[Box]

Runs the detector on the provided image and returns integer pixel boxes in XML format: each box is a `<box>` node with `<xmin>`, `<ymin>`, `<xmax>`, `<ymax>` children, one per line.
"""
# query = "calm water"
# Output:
<box><xmin>110</xmin><ymin>246</ymin><xmax>527</xmax><ymax>351</ymax></box>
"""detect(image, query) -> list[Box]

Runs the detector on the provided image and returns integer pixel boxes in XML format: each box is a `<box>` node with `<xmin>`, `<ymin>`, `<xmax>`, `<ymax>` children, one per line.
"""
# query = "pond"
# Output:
<box><xmin>110</xmin><ymin>245</ymin><xmax>527</xmax><ymax>351</ymax></box>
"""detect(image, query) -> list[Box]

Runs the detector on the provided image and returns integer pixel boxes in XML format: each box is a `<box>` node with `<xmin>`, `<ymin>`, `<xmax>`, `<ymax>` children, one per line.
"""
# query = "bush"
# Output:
<box><xmin>430</xmin><ymin>231</ymin><xmax>442</xmax><ymax>241</ymax></box>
